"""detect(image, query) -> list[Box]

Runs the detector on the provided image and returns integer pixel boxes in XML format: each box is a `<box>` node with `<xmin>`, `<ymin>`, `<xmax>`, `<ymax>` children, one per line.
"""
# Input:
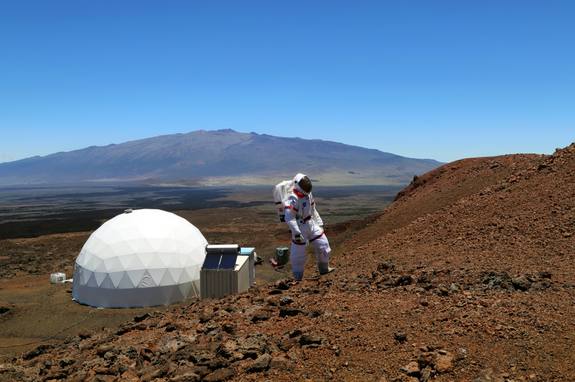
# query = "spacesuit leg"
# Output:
<box><xmin>309</xmin><ymin>229</ymin><xmax>332</xmax><ymax>274</ymax></box>
<box><xmin>290</xmin><ymin>239</ymin><xmax>307</xmax><ymax>281</ymax></box>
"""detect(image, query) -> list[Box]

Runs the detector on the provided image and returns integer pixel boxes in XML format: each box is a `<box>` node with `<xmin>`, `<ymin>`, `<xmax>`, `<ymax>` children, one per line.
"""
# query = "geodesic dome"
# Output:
<box><xmin>72</xmin><ymin>209</ymin><xmax>208</xmax><ymax>308</ymax></box>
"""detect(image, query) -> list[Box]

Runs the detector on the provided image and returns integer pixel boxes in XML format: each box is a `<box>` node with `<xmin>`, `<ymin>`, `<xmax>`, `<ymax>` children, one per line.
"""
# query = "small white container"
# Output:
<box><xmin>50</xmin><ymin>272</ymin><xmax>66</xmax><ymax>284</ymax></box>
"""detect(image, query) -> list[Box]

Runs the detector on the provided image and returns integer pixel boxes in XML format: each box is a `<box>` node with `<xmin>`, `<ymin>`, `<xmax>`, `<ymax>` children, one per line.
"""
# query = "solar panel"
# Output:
<box><xmin>218</xmin><ymin>254</ymin><xmax>237</xmax><ymax>270</ymax></box>
<box><xmin>202</xmin><ymin>254</ymin><xmax>221</xmax><ymax>270</ymax></box>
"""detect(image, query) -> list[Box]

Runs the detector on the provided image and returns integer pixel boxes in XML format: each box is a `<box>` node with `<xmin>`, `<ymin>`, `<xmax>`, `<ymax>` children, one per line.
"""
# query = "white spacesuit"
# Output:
<box><xmin>284</xmin><ymin>173</ymin><xmax>334</xmax><ymax>281</ymax></box>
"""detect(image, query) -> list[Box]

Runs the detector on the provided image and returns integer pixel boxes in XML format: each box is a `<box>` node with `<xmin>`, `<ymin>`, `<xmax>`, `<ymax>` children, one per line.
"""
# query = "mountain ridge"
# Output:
<box><xmin>0</xmin><ymin>129</ymin><xmax>442</xmax><ymax>186</ymax></box>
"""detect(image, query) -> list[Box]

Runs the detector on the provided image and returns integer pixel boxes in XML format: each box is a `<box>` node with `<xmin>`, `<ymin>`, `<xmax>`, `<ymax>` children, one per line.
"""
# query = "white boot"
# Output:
<box><xmin>318</xmin><ymin>262</ymin><xmax>336</xmax><ymax>275</ymax></box>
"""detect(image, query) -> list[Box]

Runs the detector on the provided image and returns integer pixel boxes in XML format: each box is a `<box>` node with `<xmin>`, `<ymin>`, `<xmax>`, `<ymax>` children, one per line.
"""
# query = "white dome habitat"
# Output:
<box><xmin>72</xmin><ymin>209</ymin><xmax>208</xmax><ymax>308</ymax></box>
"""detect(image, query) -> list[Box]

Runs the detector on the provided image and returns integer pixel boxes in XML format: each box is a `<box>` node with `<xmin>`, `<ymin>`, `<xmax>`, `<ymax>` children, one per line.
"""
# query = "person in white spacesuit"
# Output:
<box><xmin>284</xmin><ymin>173</ymin><xmax>335</xmax><ymax>281</ymax></box>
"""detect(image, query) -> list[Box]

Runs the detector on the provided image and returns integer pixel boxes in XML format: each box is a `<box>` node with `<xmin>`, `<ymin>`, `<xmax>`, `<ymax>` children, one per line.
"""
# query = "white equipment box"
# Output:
<box><xmin>51</xmin><ymin>272</ymin><xmax>66</xmax><ymax>284</ymax></box>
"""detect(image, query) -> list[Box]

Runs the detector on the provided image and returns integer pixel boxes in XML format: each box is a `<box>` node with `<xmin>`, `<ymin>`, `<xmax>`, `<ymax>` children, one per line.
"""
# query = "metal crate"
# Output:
<box><xmin>200</xmin><ymin>245</ymin><xmax>255</xmax><ymax>299</ymax></box>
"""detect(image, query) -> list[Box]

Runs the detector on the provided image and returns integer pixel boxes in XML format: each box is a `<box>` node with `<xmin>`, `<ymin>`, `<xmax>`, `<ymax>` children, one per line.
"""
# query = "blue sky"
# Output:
<box><xmin>1</xmin><ymin>1</ymin><xmax>573</xmax><ymax>164</ymax></box>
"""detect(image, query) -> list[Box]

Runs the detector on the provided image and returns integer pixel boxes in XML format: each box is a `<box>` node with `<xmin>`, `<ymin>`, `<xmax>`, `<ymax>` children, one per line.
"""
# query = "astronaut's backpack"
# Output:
<box><xmin>273</xmin><ymin>180</ymin><xmax>293</xmax><ymax>223</ymax></box>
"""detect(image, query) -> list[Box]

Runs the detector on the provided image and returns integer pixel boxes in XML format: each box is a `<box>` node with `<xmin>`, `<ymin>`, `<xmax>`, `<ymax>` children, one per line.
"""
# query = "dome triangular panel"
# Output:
<box><xmin>128</xmin><ymin>269</ymin><xmax>147</xmax><ymax>288</ymax></box>
<box><xmin>159</xmin><ymin>268</ymin><xmax>177</xmax><ymax>287</ymax></box>
<box><xmin>117</xmin><ymin>272</ymin><xmax>135</xmax><ymax>289</ymax></box>
<box><xmin>108</xmin><ymin>270</ymin><xmax>125</xmax><ymax>288</ymax></box>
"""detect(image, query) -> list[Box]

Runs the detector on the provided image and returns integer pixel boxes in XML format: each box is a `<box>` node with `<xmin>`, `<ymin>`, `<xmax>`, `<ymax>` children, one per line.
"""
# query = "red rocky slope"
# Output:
<box><xmin>2</xmin><ymin>144</ymin><xmax>575</xmax><ymax>382</ymax></box>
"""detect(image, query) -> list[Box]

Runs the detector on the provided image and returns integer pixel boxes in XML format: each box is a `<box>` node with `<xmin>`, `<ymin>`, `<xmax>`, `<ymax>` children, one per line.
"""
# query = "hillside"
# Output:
<box><xmin>2</xmin><ymin>143</ymin><xmax>575</xmax><ymax>381</ymax></box>
<box><xmin>0</xmin><ymin>129</ymin><xmax>441</xmax><ymax>187</ymax></box>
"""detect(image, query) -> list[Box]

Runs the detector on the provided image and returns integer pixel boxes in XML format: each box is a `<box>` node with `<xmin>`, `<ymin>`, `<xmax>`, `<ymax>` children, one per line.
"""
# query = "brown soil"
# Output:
<box><xmin>2</xmin><ymin>143</ymin><xmax>575</xmax><ymax>381</ymax></box>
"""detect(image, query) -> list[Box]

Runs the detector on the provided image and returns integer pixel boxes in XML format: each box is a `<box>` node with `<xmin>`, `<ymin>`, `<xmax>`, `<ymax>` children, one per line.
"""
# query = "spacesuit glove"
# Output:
<box><xmin>293</xmin><ymin>234</ymin><xmax>304</xmax><ymax>243</ymax></box>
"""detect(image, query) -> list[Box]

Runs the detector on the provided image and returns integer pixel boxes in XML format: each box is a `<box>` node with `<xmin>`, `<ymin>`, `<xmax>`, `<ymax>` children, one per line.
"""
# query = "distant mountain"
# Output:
<box><xmin>0</xmin><ymin>129</ymin><xmax>443</xmax><ymax>186</ymax></box>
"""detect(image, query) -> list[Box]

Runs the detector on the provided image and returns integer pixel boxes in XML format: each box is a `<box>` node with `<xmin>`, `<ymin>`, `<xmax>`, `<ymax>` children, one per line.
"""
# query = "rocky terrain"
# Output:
<box><xmin>2</xmin><ymin>142</ymin><xmax>575</xmax><ymax>381</ymax></box>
